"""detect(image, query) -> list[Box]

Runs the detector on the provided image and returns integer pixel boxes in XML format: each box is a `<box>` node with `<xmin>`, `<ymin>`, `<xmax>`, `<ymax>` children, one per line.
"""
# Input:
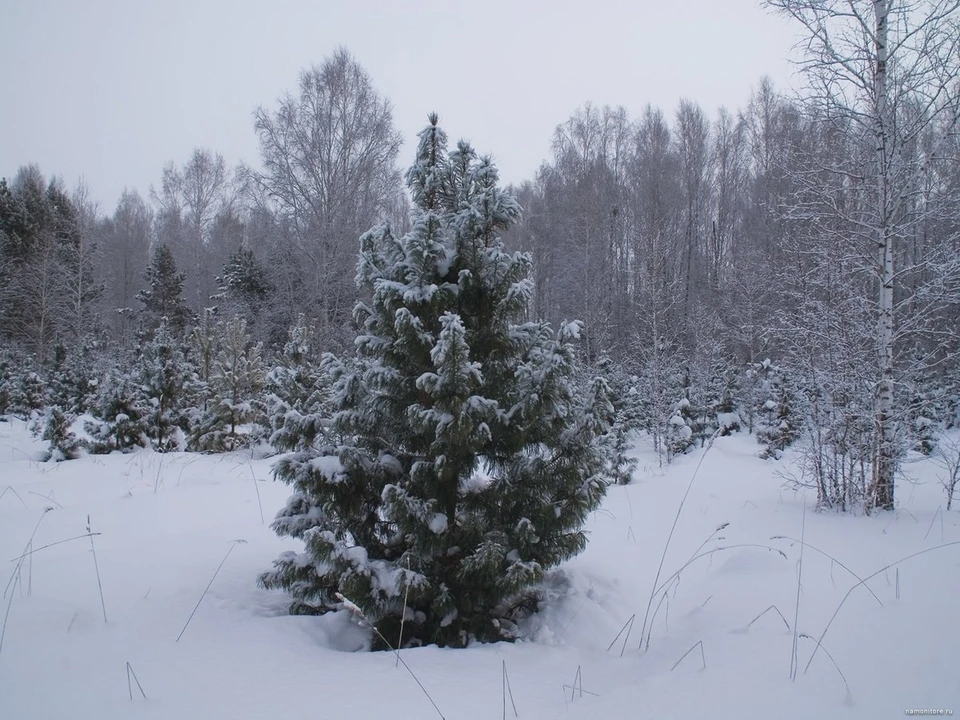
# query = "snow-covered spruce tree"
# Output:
<box><xmin>36</xmin><ymin>405</ymin><xmax>81</xmax><ymax>461</ymax></box>
<box><xmin>261</xmin><ymin>116</ymin><xmax>613</xmax><ymax>648</ymax></box>
<box><xmin>698</xmin><ymin>354</ymin><xmax>742</xmax><ymax>439</ymax></box>
<box><xmin>139</xmin><ymin>318</ymin><xmax>195</xmax><ymax>452</ymax></box>
<box><xmin>48</xmin><ymin>343</ymin><xmax>98</xmax><ymax>415</ymax></box>
<box><xmin>666</xmin><ymin>366</ymin><xmax>699</xmax><ymax>459</ymax></box>
<box><xmin>9</xmin><ymin>368</ymin><xmax>47</xmax><ymax>420</ymax></box>
<box><xmin>667</xmin><ymin>399</ymin><xmax>696</xmax><ymax>458</ymax></box>
<box><xmin>190</xmin><ymin>307</ymin><xmax>220</xmax><ymax>404</ymax></box>
<box><xmin>189</xmin><ymin>316</ymin><xmax>265</xmax><ymax>452</ymax></box>
<box><xmin>633</xmin><ymin>335</ymin><xmax>687</xmax><ymax>463</ymax></box>
<box><xmin>84</xmin><ymin>366</ymin><xmax>150</xmax><ymax>454</ymax></box>
<box><xmin>266</xmin><ymin>314</ymin><xmax>329</xmax><ymax>455</ymax></box>
<box><xmin>741</xmin><ymin>359</ymin><xmax>769</xmax><ymax>434</ymax></box>
<box><xmin>0</xmin><ymin>353</ymin><xmax>13</xmax><ymax>416</ymax></box>
<box><xmin>947</xmin><ymin>362</ymin><xmax>960</xmax><ymax>430</ymax></box>
<box><xmin>137</xmin><ymin>243</ymin><xmax>195</xmax><ymax>335</ymax></box>
<box><xmin>594</xmin><ymin>355</ymin><xmax>640</xmax><ymax>485</ymax></box>
<box><xmin>903</xmin><ymin>349</ymin><xmax>945</xmax><ymax>456</ymax></box>
<box><xmin>215</xmin><ymin>247</ymin><xmax>271</xmax><ymax>331</ymax></box>
<box><xmin>750</xmin><ymin>359</ymin><xmax>802</xmax><ymax>459</ymax></box>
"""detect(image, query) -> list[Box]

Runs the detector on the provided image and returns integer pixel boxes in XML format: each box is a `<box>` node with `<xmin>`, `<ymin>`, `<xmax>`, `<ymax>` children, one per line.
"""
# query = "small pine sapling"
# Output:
<box><xmin>594</xmin><ymin>356</ymin><xmax>640</xmax><ymax>484</ymax></box>
<box><xmin>265</xmin><ymin>314</ymin><xmax>330</xmax><ymax>454</ymax></box>
<box><xmin>0</xmin><ymin>354</ymin><xmax>12</xmax><ymax>417</ymax></box>
<box><xmin>667</xmin><ymin>395</ymin><xmax>697</xmax><ymax>459</ymax></box>
<box><xmin>709</xmin><ymin>359</ymin><xmax>743</xmax><ymax>436</ymax></box>
<box><xmin>48</xmin><ymin>343</ymin><xmax>98</xmax><ymax>415</ymax></box>
<box><xmin>190</xmin><ymin>307</ymin><xmax>221</xmax><ymax>410</ymax></box>
<box><xmin>9</xmin><ymin>370</ymin><xmax>47</xmax><ymax>420</ymax></box>
<box><xmin>37</xmin><ymin>406</ymin><xmax>81</xmax><ymax>461</ymax></box>
<box><xmin>753</xmin><ymin>359</ymin><xmax>801</xmax><ymax>459</ymax></box>
<box><xmin>84</xmin><ymin>368</ymin><xmax>149</xmax><ymax>453</ymax></box>
<box><xmin>138</xmin><ymin>318</ymin><xmax>196</xmax><ymax>452</ymax></box>
<box><xmin>189</xmin><ymin>316</ymin><xmax>265</xmax><ymax>452</ymax></box>
<box><xmin>904</xmin><ymin>354</ymin><xmax>944</xmax><ymax>456</ymax></box>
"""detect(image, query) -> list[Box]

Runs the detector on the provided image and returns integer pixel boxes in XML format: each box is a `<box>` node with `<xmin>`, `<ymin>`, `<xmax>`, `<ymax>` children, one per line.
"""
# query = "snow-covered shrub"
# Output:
<box><xmin>668</xmin><ymin>397</ymin><xmax>696</xmax><ymax>458</ymax></box>
<box><xmin>789</xmin><ymin>375</ymin><xmax>875</xmax><ymax>511</ymax></box>
<box><xmin>265</xmin><ymin>314</ymin><xmax>329</xmax><ymax>454</ymax></box>
<box><xmin>138</xmin><ymin>319</ymin><xmax>196</xmax><ymax>452</ymax></box>
<box><xmin>0</xmin><ymin>353</ymin><xmax>13</xmax><ymax>416</ymax></box>
<box><xmin>189</xmin><ymin>316</ymin><xmax>265</xmax><ymax>452</ymax></box>
<box><xmin>48</xmin><ymin>343</ymin><xmax>98</xmax><ymax>415</ymax></box>
<box><xmin>9</xmin><ymin>369</ymin><xmax>47</xmax><ymax>419</ymax></box>
<box><xmin>750</xmin><ymin>359</ymin><xmax>801</xmax><ymax>459</ymax></box>
<box><xmin>35</xmin><ymin>405</ymin><xmax>81</xmax><ymax>461</ymax></box>
<box><xmin>594</xmin><ymin>355</ymin><xmax>639</xmax><ymax>485</ymax></box>
<box><xmin>84</xmin><ymin>368</ymin><xmax>149</xmax><ymax>453</ymax></box>
<box><xmin>935</xmin><ymin>434</ymin><xmax>960</xmax><ymax>510</ymax></box>
<box><xmin>700</xmin><ymin>357</ymin><xmax>742</xmax><ymax>438</ymax></box>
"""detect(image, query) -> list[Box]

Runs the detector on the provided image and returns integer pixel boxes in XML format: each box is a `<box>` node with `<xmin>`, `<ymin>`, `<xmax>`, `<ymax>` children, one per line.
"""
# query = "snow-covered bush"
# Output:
<box><xmin>594</xmin><ymin>355</ymin><xmax>639</xmax><ymax>484</ymax></box>
<box><xmin>84</xmin><ymin>368</ymin><xmax>149</xmax><ymax>453</ymax></box>
<box><xmin>750</xmin><ymin>359</ymin><xmax>801</xmax><ymax>459</ymax></box>
<box><xmin>35</xmin><ymin>405</ymin><xmax>81</xmax><ymax>461</ymax></box>
<box><xmin>791</xmin><ymin>375</ymin><xmax>874</xmax><ymax>510</ymax></box>
<box><xmin>667</xmin><ymin>397</ymin><xmax>696</xmax><ymax>458</ymax></box>
<box><xmin>9</xmin><ymin>369</ymin><xmax>47</xmax><ymax>419</ymax></box>
<box><xmin>189</xmin><ymin>315</ymin><xmax>265</xmax><ymax>452</ymax></box>
<box><xmin>0</xmin><ymin>354</ymin><xmax>14</xmax><ymax>417</ymax></box>
<box><xmin>265</xmin><ymin>314</ymin><xmax>329</xmax><ymax>454</ymax></box>
<box><xmin>138</xmin><ymin>318</ymin><xmax>196</xmax><ymax>452</ymax></box>
<box><xmin>936</xmin><ymin>434</ymin><xmax>960</xmax><ymax>510</ymax></box>
<box><xmin>48</xmin><ymin>343</ymin><xmax>98</xmax><ymax>415</ymax></box>
<box><xmin>700</xmin><ymin>357</ymin><xmax>742</xmax><ymax>438</ymax></box>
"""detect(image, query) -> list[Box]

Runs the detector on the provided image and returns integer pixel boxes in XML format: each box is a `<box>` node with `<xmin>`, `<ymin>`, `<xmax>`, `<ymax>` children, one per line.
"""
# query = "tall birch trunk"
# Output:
<box><xmin>873</xmin><ymin>0</ymin><xmax>896</xmax><ymax>510</ymax></box>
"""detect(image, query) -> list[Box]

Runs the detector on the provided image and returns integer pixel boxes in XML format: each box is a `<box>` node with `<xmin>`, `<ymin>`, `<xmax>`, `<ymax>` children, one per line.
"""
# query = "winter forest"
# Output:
<box><xmin>2</xmin><ymin>1</ymin><xmax>960</xmax><ymax>717</ymax></box>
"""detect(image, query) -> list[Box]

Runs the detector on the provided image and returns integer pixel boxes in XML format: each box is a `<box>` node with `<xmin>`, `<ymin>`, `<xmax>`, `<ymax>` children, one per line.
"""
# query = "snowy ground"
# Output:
<box><xmin>1</xmin><ymin>417</ymin><xmax>959</xmax><ymax>719</ymax></box>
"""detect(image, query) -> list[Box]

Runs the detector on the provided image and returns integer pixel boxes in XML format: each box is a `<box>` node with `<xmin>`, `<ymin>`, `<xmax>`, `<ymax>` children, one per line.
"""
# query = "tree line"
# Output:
<box><xmin>2</xmin><ymin>3</ymin><xmax>960</xmax><ymax>514</ymax></box>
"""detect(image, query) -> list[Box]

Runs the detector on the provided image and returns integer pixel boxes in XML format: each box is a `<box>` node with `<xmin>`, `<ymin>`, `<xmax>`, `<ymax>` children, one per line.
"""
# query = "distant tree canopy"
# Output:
<box><xmin>0</xmin><ymin>166</ymin><xmax>98</xmax><ymax>363</ymax></box>
<box><xmin>3</xmin><ymin>22</ymin><xmax>959</xmax><ymax>512</ymax></box>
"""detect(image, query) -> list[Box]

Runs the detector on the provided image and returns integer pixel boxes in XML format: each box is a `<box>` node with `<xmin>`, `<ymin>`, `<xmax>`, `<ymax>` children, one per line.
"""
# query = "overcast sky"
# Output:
<box><xmin>1</xmin><ymin>0</ymin><xmax>799</xmax><ymax>211</ymax></box>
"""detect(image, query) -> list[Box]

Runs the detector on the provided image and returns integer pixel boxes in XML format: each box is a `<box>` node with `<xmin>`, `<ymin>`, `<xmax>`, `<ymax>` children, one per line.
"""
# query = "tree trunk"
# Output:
<box><xmin>873</xmin><ymin>0</ymin><xmax>896</xmax><ymax>510</ymax></box>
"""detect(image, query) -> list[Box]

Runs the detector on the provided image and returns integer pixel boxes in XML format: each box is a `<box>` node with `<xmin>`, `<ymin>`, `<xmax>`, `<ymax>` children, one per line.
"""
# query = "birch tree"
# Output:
<box><xmin>626</xmin><ymin>105</ymin><xmax>685</xmax><ymax>455</ymax></box>
<box><xmin>102</xmin><ymin>190</ymin><xmax>152</xmax><ymax>343</ymax></box>
<box><xmin>152</xmin><ymin>149</ymin><xmax>231</xmax><ymax>309</ymax></box>
<box><xmin>250</xmin><ymin>48</ymin><xmax>403</xmax><ymax>350</ymax></box>
<box><xmin>674</xmin><ymin>100</ymin><xmax>712</xmax><ymax>343</ymax></box>
<box><xmin>766</xmin><ymin>0</ymin><xmax>960</xmax><ymax>509</ymax></box>
<box><xmin>518</xmin><ymin>104</ymin><xmax>638</xmax><ymax>361</ymax></box>
<box><xmin>710</xmin><ymin>107</ymin><xmax>748</xmax><ymax>290</ymax></box>
<box><xmin>64</xmin><ymin>181</ymin><xmax>104</xmax><ymax>345</ymax></box>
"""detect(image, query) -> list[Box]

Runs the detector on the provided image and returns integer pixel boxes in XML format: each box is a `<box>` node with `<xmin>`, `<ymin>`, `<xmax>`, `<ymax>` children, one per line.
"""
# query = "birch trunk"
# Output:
<box><xmin>873</xmin><ymin>0</ymin><xmax>896</xmax><ymax>510</ymax></box>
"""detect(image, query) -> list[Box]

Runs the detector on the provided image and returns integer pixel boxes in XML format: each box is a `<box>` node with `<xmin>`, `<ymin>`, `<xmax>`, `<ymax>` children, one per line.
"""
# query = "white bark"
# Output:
<box><xmin>873</xmin><ymin>0</ymin><xmax>897</xmax><ymax>509</ymax></box>
<box><xmin>767</xmin><ymin>0</ymin><xmax>960</xmax><ymax>510</ymax></box>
